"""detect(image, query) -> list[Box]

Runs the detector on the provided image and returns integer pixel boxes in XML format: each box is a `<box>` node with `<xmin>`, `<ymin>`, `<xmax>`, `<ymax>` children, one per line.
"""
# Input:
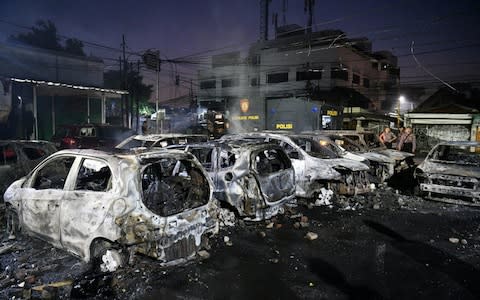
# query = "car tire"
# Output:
<box><xmin>6</xmin><ymin>206</ymin><xmax>20</xmax><ymax>239</ymax></box>
<box><xmin>90</xmin><ymin>239</ymin><xmax>125</xmax><ymax>272</ymax></box>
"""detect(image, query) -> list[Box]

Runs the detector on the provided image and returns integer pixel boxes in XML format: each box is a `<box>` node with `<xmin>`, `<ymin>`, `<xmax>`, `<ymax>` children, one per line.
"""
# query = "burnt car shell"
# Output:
<box><xmin>415</xmin><ymin>141</ymin><xmax>480</xmax><ymax>206</ymax></box>
<box><xmin>168</xmin><ymin>141</ymin><xmax>296</xmax><ymax>221</ymax></box>
<box><xmin>4</xmin><ymin>149</ymin><xmax>218</xmax><ymax>265</ymax></box>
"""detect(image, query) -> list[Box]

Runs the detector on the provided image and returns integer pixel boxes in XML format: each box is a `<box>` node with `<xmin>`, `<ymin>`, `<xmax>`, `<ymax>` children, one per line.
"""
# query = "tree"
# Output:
<box><xmin>104</xmin><ymin>69</ymin><xmax>153</xmax><ymax>110</ymax></box>
<box><xmin>10</xmin><ymin>19</ymin><xmax>85</xmax><ymax>56</ymax></box>
<box><xmin>64</xmin><ymin>38</ymin><xmax>85</xmax><ymax>56</ymax></box>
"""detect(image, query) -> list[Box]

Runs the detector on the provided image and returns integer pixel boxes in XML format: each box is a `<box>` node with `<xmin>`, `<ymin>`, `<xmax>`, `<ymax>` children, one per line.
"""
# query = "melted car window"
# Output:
<box><xmin>142</xmin><ymin>158</ymin><xmax>209</xmax><ymax>217</ymax></box>
<box><xmin>75</xmin><ymin>159</ymin><xmax>112</xmax><ymax>192</ymax></box>
<box><xmin>219</xmin><ymin>150</ymin><xmax>236</xmax><ymax>169</ymax></box>
<box><xmin>33</xmin><ymin>156</ymin><xmax>75</xmax><ymax>190</ymax></box>
<box><xmin>0</xmin><ymin>145</ymin><xmax>17</xmax><ymax>165</ymax></box>
<box><xmin>189</xmin><ymin>148</ymin><xmax>214</xmax><ymax>171</ymax></box>
<box><xmin>255</xmin><ymin>149</ymin><xmax>292</xmax><ymax>175</ymax></box>
<box><xmin>431</xmin><ymin>145</ymin><xmax>480</xmax><ymax>165</ymax></box>
<box><xmin>291</xmin><ymin>137</ymin><xmax>337</xmax><ymax>159</ymax></box>
<box><xmin>23</xmin><ymin>146</ymin><xmax>46</xmax><ymax>160</ymax></box>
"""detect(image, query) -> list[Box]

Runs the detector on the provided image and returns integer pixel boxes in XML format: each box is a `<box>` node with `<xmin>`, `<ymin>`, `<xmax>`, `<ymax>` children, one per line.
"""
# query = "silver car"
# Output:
<box><xmin>4</xmin><ymin>149</ymin><xmax>218</xmax><ymax>268</ymax></box>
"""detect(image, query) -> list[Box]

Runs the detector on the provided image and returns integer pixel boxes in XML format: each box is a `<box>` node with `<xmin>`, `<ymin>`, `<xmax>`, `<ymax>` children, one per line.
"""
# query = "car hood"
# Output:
<box><xmin>357</xmin><ymin>152</ymin><xmax>395</xmax><ymax>164</ymax></box>
<box><xmin>417</xmin><ymin>160</ymin><xmax>480</xmax><ymax>178</ymax></box>
<box><xmin>322</xmin><ymin>158</ymin><xmax>370</xmax><ymax>172</ymax></box>
<box><xmin>375</xmin><ymin>149</ymin><xmax>414</xmax><ymax>161</ymax></box>
<box><xmin>303</xmin><ymin>156</ymin><xmax>342</xmax><ymax>180</ymax></box>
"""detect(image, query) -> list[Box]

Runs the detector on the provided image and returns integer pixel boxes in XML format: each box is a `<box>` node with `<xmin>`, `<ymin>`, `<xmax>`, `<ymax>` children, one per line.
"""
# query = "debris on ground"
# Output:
<box><xmin>218</xmin><ymin>208</ymin><xmax>236</xmax><ymax>227</ymax></box>
<box><xmin>223</xmin><ymin>236</ymin><xmax>233</xmax><ymax>246</ymax></box>
<box><xmin>197</xmin><ymin>250</ymin><xmax>210</xmax><ymax>259</ymax></box>
<box><xmin>305</xmin><ymin>232</ymin><xmax>318</xmax><ymax>241</ymax></box>
<box><xmin>449</xmin><ymin>237</ymin><xmax>460</xmax><ymax>244</ymax></box>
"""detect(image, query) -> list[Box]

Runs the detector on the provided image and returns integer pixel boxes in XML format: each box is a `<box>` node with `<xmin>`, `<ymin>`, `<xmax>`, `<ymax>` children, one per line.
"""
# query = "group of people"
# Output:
<box><xmin>379</xmin><ymin>126</ymin><xmax>416</xmax><ymax>154</ymax></box>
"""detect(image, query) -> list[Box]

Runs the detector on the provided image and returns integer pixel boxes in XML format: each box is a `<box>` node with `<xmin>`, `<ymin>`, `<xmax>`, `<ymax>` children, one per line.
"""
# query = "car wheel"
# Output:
<box><xmin>6</xmin><ymin>206</ymin><xmax>20</xmax><ymax>239</ymax></box>
<box><xmin>90</xmin><ymin>240</ymin><xmax>125</xmax><ymax>272</ymax></box>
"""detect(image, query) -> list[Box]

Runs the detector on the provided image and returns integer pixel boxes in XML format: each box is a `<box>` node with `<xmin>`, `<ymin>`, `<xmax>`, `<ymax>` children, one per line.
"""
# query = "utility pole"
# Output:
<box><xmin>136</xmin><ymin>60</ymin><xmax>140</xmax><ymax>133</ymax></box>
<box><xmin>304</xmin><ymin>0</ymin><xmax>315</xmax><ymax>35</ymax></box>
<box><xmin>259</xmin><ymin>0</ymin><xmax>271</xmax><ymax>41</ymax></box>
<box><xmin>121</xmin><ymin>34</ymin><xmax>129</xmax><ymax>128</ymax></box>
<box><xmin>119</xmin><ymin>56</ymin><xmax>124</xmax><ymax>124</ymax></box>
<box><xmin>282</xmin><ymin>0</ymin><xmax>288</xmax><ymax>26</ymax></box>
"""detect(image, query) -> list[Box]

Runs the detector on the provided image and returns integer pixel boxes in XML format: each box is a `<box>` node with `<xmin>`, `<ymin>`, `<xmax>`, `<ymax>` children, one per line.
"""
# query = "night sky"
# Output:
<box><xmin>1</xmin><ymin>0</ymin><xmax>479</xmax><ymax>101</ymax></box>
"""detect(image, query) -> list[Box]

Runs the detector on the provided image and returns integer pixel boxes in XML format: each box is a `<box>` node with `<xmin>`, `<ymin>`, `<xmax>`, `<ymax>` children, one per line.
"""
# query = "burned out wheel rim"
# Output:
<box><xmin>6</xmin><ymin>207</ymin><xmax>20</xmax><ymax>238</ymax></box>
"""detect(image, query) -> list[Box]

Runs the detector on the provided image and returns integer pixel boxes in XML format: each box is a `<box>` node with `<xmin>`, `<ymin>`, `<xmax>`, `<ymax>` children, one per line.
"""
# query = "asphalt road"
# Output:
<box><xmin>1</xmin><ymin>191</ymin><xmax>480</xmax><ymax>299</ymax></box>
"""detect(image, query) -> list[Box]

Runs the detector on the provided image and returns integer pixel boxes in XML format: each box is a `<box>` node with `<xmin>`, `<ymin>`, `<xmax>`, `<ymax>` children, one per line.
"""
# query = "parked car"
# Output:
<box><xmin>221</xmin><ymin>132</ymin><xmax>371</xmax><ymax>198</ymax></box>
<box><xmin>414</xmin><ymin>141</ymin><xmax>480</xmax><ymax>206</ymax></box>
<box><xmin>116</xmin><ymin>134</ymin><xmax>209</xmax><ymax>150</ymax></box>
<box><xmin>51</xmin><ymin>124</ymin><xmax>135</xmax><ymax>150</ymax></box>
<box><xmin>311</xmin><ymin>133</ymin><xmax>396</xmax><ymax>183</ymax></box>
<box><xmin>168</xmin><ymin>140</ymin><xmax>296</xmax><ymax>221</ymax></box>
<box><xmin>4</xmin><ymin>149</ymin><xmax>219</xmax><ymax>269</ymax></box>
<box><xmin>0</xmin><ymin>140</ymin><xmax>57</xmax><ymax>196</ymax></box>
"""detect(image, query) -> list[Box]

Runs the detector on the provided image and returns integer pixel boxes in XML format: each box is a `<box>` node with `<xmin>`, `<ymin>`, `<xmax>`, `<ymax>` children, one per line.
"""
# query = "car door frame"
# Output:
<box><xmin>19</xmin><ymin>154</ymin><xmax>78</xmax><ymax>247</ymax></box>
<box><xmin>59</xmin><ymin>155</ymin><xmax>119</xmax><ymax>258</ymax></box>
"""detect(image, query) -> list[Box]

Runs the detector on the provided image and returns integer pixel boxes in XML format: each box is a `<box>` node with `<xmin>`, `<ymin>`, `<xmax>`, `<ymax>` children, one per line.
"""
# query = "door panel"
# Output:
<box><xmin>253</xmin><ymin>148</ymin><xmax>295</xmax><ymax>203</ymax></box>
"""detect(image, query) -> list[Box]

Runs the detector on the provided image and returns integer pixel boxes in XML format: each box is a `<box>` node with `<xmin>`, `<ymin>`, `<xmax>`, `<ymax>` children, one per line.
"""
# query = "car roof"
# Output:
<box><xmin>129</xmin><ymin>134</ymin><xmax>207</xmax><ymax>142</ymax></box>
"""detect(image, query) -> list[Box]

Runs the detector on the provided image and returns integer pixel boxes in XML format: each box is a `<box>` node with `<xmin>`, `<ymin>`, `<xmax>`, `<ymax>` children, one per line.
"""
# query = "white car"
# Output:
<box><xmin>4</xmin><ymin>149</ymin><xmax>218</xmax><ymax>268</ymax></box>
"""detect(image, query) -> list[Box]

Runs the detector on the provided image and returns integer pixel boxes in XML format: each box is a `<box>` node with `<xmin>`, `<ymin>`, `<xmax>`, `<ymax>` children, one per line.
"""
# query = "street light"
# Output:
<box><xmin>397</xmin><ymin>95</ymin><xmax>405</xmax><ymax>128</ymax></box>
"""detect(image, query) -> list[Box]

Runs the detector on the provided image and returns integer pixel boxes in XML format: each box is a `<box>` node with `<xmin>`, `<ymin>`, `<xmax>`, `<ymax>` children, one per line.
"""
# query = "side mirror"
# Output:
<box><xmin>289</xmin><ymin>151</ymin><xmax>300</xmax><ymax>159</ymax></box>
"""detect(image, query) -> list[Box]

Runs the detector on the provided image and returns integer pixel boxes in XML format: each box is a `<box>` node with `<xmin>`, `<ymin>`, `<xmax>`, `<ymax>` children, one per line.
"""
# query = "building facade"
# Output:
<box><xmin>197</xmin><ymin>28</ymin><xmax>399</xmax><ymax>132</ymax></box>
<box><xmin>0</xmin><ymin>42</ymin><xmax>127</xmax><ymax>140</ymax></box>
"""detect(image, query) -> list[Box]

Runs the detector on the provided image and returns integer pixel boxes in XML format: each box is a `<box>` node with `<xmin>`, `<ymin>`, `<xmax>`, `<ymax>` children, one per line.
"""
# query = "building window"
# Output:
<box><xmin>221</xmin><ymin>78</ymin><xmax>238</xmax><ymax>88</ymax></box>
<box><xmin>363</xmin><ymin>78</ymin><xmax>370</xmax><ymax>88</ymax></box>
<box><xmin>352</xmin><ymin>74</ymin><xmax>360</xmax><ymax>85</ymax></box>
<box><xmin>331</xmin><ymin>67</ymin><xmax>348</xmax><ymax>81</ymax></box>
<box><xmin>250</xmin><ymin>77</ymin><xmax>259</xmax><ymax>86</ymax></box>
<box><xmin>267</xmin><ymin>72</ymin><xmax>289</xmax><ymax>84</ymax></box>
<box><xmin>296</xmin><ymin>70</ymin><xmax>323</xmax><ymax>81</ymax></box>
<box><xmin>200</xmin><ymin>80</ymin><xmax>216</xmax><ymax>89</ymax></box>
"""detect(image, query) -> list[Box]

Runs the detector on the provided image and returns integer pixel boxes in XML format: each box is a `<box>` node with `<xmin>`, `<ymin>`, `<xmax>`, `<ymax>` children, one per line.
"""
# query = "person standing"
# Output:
<box><xmin>397</xmin><ymin>127</ymin><xmax>416</xmax><ymax>165</ymax></box>
<box><xmin>379</xmin><ymin>127</ymin><xmax>397</xmax><ymax>148</ymax></box>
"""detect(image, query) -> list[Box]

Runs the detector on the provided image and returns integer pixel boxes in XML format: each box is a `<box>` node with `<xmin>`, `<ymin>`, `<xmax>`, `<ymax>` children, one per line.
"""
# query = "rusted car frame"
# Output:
<box><xmin>4</xmin><ymin>149</ymin><xmax>218</xmax><ymax>266</ymax></box>
<box><xmin>168</xmin><ymin>141</ymin><xmax>296</xmax><ymax>221</ymax></box>
<box><xmin>414</xmin><ymin>141</ymin><xmax>480</xmax><ymax>206</ymax></box>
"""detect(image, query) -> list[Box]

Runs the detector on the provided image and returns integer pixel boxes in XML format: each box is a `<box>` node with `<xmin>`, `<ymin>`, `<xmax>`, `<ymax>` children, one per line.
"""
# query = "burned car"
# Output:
<box><xmin>415</xmin><ymin>141</ymin><xmax>480</xmax><ymax>206</ymax></box>
<box><xmin>168</xmin><ymin>141</ymin><xmax>296</xmax><ymax>221</ymax></box>
<box><xmin>4</xmin><ymin>149</ymin><xmax>218</xmax><ymax>269</ymax></box>
<box><xmin>319</xmin><ymin>130</ymin><xmax>413</xmax><ymax>172</ymax></box>
<box><xmin>308</xmin><ymin>133</ymin><xmax>396</xmax><ymax>183</ymax></box>
<box><xmin>221</xmin><ymin>133</ymin><xmax>371</xmax><ymax>198</ymax></box>
<box><xmin>0</xmin><ymin>140</ymin><xmax>57</xmax><ymax>196</ymax></box>
<box><xmin>116</xmin><ymin>134</ymin><xmax>209</xmax><ymax>150</ymax></box>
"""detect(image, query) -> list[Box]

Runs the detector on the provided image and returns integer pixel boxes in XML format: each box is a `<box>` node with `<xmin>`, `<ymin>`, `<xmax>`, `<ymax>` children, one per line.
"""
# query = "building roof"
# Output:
<box><xmin>413</xmin><ymin>85</ymin><xmax>480</xmax><ymax>113</ymax></box>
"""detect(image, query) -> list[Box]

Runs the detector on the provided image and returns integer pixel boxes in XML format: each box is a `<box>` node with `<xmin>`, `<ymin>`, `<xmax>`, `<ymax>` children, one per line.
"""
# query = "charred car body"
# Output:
<box><xmin>221</xmin><ymin>133</ymin><xmax>371</xmax><ymax>198</ymax></box>
<box><xmin>307</xmin><ymin>133</ymin><xmax>396</xmax><ymax>183</ymax></box>
<box><xmin>415</xmin><ymin>141</ymin><xmax>480</xmax><ymax>206</ymax></box>
<box><xmin>319</xmin><ymin>130</ymin><xmax>413</xmax><ymax>172</ymax></box>
<box><xmin>0</xmin><ymin>140</ymin><xmax>57</xmax><ymax>196</ymax></box>
<box><xmin>116</xmin><ymin>134</ymin><xmax>209</xmax><ymax>150</ymax></box>
<box><xmin>168</xmin><ymin>141</ymin><xmax>296</xmax><ymax>221</ymax></box>
<box><xmin>4</xmin><ymin>149</ymin><xmax>219</xmax><ymax>267</ymax></box>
